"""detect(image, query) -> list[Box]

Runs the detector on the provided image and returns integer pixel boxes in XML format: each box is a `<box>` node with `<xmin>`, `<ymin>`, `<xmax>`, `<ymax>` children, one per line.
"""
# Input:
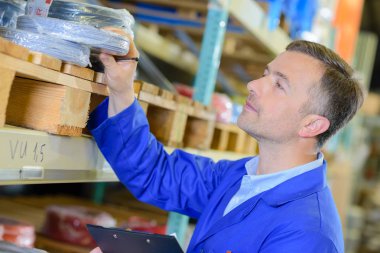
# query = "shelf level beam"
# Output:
<box><xmin>0</xmin><ymin>126</ymin><xmax>248</xmax><ymax>185</ymax></box>
<box><xmin>222</xmin><ymin>0</ymin><xmax>291</xmax><ymax>55</ymax></box>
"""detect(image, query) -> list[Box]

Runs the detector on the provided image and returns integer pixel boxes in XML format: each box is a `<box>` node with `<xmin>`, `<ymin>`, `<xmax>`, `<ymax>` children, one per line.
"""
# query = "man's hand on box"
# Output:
<box><xmin>100</xmin><ymin>27</ymin><xmax>140</xmax><ymax>117</ymax></box>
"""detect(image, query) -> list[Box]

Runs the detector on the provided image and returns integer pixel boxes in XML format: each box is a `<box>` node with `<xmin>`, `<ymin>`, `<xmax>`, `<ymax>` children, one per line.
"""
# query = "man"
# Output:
<box><xmin>89</xmin><ymin>30</ymin><xmax>363</xmax><ymax>252</ymax></box>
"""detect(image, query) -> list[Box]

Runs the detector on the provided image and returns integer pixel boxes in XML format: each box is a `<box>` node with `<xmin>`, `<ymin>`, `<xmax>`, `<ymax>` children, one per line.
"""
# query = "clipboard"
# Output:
<box><xmin>87</xmin><ymin>224</ymin><xmax>184</xmax><ymax>253</ymax></box>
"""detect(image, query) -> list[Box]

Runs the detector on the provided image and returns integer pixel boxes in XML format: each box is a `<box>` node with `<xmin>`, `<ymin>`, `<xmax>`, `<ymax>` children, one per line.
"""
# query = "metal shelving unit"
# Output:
<box><xmin>222</xmin><ymin>0</ymin><xmax>291</xmax><ymax>55</ymax></box>
<box><xmin>0</xmin><ymin>1</ymin><xmax>283</xmax><ymax>250</ymax></box>
<box><xmin>135</xmin><ymin>24</ymin><xmax>199</xmax><ymax>74</ymax></box>
<box><xmin>106</xmin><ymin>0</ymin><xmax>292</xmax><ymax>95</ymax></box>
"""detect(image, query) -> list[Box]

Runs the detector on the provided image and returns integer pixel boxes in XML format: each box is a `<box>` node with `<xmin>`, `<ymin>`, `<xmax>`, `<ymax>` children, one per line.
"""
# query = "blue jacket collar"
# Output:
<box><xmin>261</xmin><ymin>160</ymin><xmax>328</xmax><ymax>207</ymax></box>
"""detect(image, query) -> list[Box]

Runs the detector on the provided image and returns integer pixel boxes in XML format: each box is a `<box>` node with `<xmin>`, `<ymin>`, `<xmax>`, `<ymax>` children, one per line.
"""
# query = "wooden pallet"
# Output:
<box><xmin>136</xmin><ymin>80</ymin><xmax>188</xmax><ymax>147</ymax></box>
<box><xmin>0</xmin><ymin>38</ymin><xmax>219</xmax><ymax>151</ymax></box>
<box><xmin>0</xmin><ymin>38</ymin><xmax>109</xmax><ymax>136</ymax></box>
<box><xmin>85</xmin><ymin>80</ymin><xmax>216</xmax><ymax>149</ymax></box>
<box><xmin>183</xmin><ymin>100</ymin><xmax>216</xmax><ymax>150</ymax></box>
<box><xmin>211</xmin><ymin>122</ymin><xmax>258</xmax><ymax>154</ymax></box>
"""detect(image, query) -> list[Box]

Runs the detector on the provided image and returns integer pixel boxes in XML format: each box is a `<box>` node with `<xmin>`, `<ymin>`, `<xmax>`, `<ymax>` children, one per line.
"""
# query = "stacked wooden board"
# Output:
<box><xmin>0</xmin><ymin>37</ymin><xmax>107</xmax><ymax>136</ymax></box>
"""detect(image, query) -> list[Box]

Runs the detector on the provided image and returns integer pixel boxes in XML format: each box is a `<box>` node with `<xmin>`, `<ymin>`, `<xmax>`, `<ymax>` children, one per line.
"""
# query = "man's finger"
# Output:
<box><xmin>90</xmin><ymin>247</ymin><xmax>103</xmax><ymax>253</ymax></box>
<box><xmin>101</xmin><ymin>27</ymin><xmax>139</xmax><ymax>59</ymax></box>
<box><xmin>99</xmin><ymin>53</ymin><xmax>117</xmax><ymax>68</ymax></box>
<box><xmin>126</xmin><ymin>38</ymin><xmax>139</xmax><ymax>59</ymax></box>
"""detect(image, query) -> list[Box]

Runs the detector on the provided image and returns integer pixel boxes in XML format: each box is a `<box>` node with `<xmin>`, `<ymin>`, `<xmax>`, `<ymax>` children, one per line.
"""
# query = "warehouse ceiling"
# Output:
<box><xmin>100</xmin><ymin>0</ymin><xmax>380</xmax><ymax>92</ymax></box>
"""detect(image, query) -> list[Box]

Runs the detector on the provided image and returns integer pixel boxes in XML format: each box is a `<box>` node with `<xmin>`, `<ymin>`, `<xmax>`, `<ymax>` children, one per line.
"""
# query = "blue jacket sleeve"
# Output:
<box><xmin>259</xmin><ymin>229</ymin><xmax>338</xmax><ymax>253</ymax></box>
<box><xmin>88</xmin><ymin>98</ymin><xmax>229</xmax><ymax>219</ymax></box>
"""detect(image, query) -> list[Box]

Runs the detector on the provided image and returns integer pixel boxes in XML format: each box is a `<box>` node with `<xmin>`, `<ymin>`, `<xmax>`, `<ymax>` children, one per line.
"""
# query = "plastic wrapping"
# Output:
<box><xmin>0</xmin><ymin>27</ymin><xmax>91</xmax><ymax>67</ymax></box>
<box><xmin>0</xmin><ymin>241</ymin><xmax>47</xmax><ymax>253</ymax></box>
<box><xmin>48</xmin><ymin>0</ymin><xmax>134</xmax><ymax>35</ymax></box>
<box><xmin>212</xmin><ymin>92</ymin><xmax>233</xmax><ymax>123</ymax></box>
<box><xmin>42</xmin><ymin>205</ymin><xmax>116</xmax><ymax>248</ymax></box>
<box><xmin>0</xmin><ymin>0</ymin><xmax>26</xmax><ymax>28</ymax></box>
<box><xmin>0</xmin><ymin>217</ymin><xmax>35</xmax><ymax>248</ymax></box>
<box><xmin>17</xmin><ymin>15</ymin><xmax>130</xmax><ymax>56</ymax></box>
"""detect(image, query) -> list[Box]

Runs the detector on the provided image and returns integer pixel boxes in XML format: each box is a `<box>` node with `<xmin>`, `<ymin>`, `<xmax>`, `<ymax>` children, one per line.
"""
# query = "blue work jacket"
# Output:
<box><xmin>88</xmin><ymin>98</ymin><xmax>344</xmax><ymax>253</ymax></box>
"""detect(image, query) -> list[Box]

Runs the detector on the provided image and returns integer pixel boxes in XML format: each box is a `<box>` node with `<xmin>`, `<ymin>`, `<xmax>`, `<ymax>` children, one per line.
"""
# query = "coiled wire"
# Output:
<box><xmin>17</xmin><ymin>15</ymin><xmax>130</xmax><ymax>56</ymax></box>
<box><xmin>0</xmin><ymin>27</ymin><xmax>91</xmax><ymax>67</ymax></box>
<box><xmin>48</xmin><ymin>0</ymin><xmax>134</xmax><ymax>34</ymax></box>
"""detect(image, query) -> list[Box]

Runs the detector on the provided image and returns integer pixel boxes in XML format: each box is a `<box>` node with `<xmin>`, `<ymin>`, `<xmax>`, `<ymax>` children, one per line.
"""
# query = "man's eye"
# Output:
<box><xmin>276</xmin><ymin>82</ymin><xmax>284</xmax><ymax>90</ymax></box>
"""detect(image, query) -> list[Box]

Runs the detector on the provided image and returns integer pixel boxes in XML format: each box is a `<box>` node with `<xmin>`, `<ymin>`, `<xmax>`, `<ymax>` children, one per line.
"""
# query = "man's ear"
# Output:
<box><xmin>298</xmin><ymin>115</ymin><xmax>330</xmax><ymax>138</ymax></box>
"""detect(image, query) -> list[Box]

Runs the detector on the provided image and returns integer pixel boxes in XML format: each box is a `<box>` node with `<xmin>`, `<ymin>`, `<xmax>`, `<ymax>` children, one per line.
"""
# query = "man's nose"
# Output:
<box><xmin>247</xmin><ymin>79</ymin><xmax>260</xmax><ymax>96</ymax></box>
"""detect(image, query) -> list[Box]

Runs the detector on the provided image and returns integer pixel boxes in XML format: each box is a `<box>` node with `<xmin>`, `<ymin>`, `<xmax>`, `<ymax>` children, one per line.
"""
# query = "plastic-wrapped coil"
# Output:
<box><xmin>0</xmin><ymin>217</ymin><xmax>35</xmax><ymax>248</ymax></box>
<box><xmin>0</xmin><ymin>27</ymin><xmax>91</xmax><ymax>67</ymax></box>
<box><xmin>0</xmin><ymin>241</ymin><xmax>47</xmax><ymax>253</ymax></box>
<box><xmin>17</xmin><ymin>15</ymin><xmax>130</xmax><ymax>56</ymax></box>
<box><xmin>42</xmin><ymin>205</ymin><xmax>116</xmax><ymax>247</ymax></box>
<box><xmin>0</xmin><ymin>0</ymin><xmax>26</xmax><ymax>28</ymax></box>
<box><xmin>47</xmin><ymin>0</ymin><xmax>134</xmax><ymax>34</ymax></box>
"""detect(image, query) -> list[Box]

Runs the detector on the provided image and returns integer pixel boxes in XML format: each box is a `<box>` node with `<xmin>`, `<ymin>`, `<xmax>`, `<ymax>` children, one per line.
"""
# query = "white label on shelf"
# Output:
<box><xmin>26</xmin><ymin>0</ymin><xmax>53</xmax><ymax>17</ymax></box>
<box><xmin>20</xmin><ymin>166</ymin><xmax>44</xmax><ymax>180</ymax></box>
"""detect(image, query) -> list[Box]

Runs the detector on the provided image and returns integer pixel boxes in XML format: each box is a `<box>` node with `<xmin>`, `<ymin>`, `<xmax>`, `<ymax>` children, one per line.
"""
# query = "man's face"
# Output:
<box><xmin>237</xmin><ymin>51</ymin><xmax>325</xmax><ymax>144</ymax></box>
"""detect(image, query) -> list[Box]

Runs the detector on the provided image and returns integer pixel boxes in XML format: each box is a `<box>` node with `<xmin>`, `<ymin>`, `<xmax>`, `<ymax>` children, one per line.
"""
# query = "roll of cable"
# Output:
<box><xmin>0</xmin><ymin>241</ymin><xmax>47</xmax><ymax>253</ymax></box>
<box><xmin>0</xmin><ymin>27</ymin><xmax>91</xmax><ymax>67</ymax></box>
<box><xmin>47</xmin><ymin>0</ymin><xmax>134</xmax><ymax>33</ymax></box>
<box><xmin>0</xmin><ymin>0</ymin><xmax>26</xmax><ymax>28</ymax></box>
<box><xmin>17</xmin><ymin>15</ymin><xmax>130</xmax><ymax>56</ymax></box>
<box><xmin>42</xmin><ymin>205</ymin><xmax>116</xmax><ymax>248</ymax></box>
<box><xmin>0</xmin><ymin>217</ymin><xmax>35</xmax><ymax>248</ymax></box>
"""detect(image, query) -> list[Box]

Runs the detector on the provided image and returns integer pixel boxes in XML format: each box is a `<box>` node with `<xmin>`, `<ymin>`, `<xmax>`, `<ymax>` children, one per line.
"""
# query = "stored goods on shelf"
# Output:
<box><xmin>175</xmin><ymin>84</ymin><xmax>233</xmax><ymax>123</ymax></box>
<box><xmin>120</xmin><ymin>216</ymin><xmax>166</xmax><ymax>235</ymax></box>
<box><xmin>0</xmin><ymin>216</ymin><xmax>35</xmax><ymax>248</ymax></box>
<box><xmin>0</xmin><ymin>1</ymin><xmax>135</xmax><ymax>68</ymax></box>
<box><xmin>0</xmin><ymin>0</ymin><xmax>26</xmax><ymax>28</ymax></box>
<box><xmin>0</xmin><ymin>27</ymin><xmax>90</xmax><ymax>67</ymax></box>
<box><xmin>48</xmin><ymin>0</ymin><xmax>134</xmax><ymax>33</ymax></box>
<box><xmin>42</xmin><ymin>205</ymin><xmax>116</xmax><ymax>248</ymax></box>
<box><xmin>0</xmin><ymin>241</ymin><xmax>47</xmax><ymax>253</ymax></box>
<box><xmin>17</xmin><ymin>15</ymin><xmax>130</xmax><ymax>56</ymax></box>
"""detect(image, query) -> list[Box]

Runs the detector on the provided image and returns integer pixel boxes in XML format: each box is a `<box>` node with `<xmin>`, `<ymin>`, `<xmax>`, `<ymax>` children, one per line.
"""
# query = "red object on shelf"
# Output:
<box><xmin>122</xmin><ymin>216</ymin><xmax>166</xmax><ymax>235</ymax></box>
<box><xmin>0</xmin><ymin>224</ymin><xmax>3</xmax><ymax>240</ymax></box>
<box><xmin>175</xmin><ymin>84</ymin><xmax>233</xmax><ymax>123</ymax></box>
<box><xmin>333</xmin><ymin>0</ymin><xmax>364</xmax><ymax>63</ymax></box>
<box><xmin>42</xmin><ymin>205</ymin><xmax>116</xmax><ymax>248</ymax></box>
<box><xmin>0</xmin><ymin>217</ymin><xmax>35</xmax><ymax>248</ymax></box>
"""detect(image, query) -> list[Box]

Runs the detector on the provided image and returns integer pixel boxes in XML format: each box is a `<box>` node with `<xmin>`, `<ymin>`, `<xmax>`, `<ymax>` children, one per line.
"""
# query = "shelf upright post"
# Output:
<box><xmin>193</xmin><ymin>0</ymin><xmax>231</xmax><ymax>105</ymax></box>
<box><xmin>166</xmin><ymin>0</ymin><xmax>231</xmax><ymax>247</ymax></box>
